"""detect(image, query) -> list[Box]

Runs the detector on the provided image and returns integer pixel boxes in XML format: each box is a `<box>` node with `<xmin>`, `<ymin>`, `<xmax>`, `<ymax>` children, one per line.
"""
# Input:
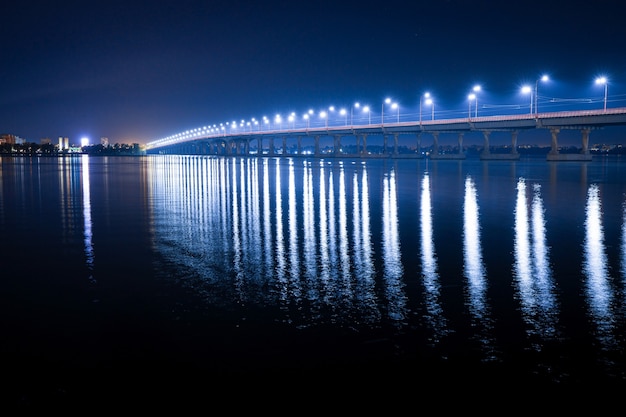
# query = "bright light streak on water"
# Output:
<box><xmin>530</xmin><ymin>183</ymin><xmax>558</xmax><ymax>338</ymax></box>
<box><xmin>288</xmin><ymin>159</ymin><xmax>301</xmax><ymax>296</ymax></box>
<box><xmin>354</xmin><ymin>165</ymin><xmax>379</xmax><ymax>322</ymax></box>
<box><xmin>514</xmin><ymin>179</ymin><xmax>558</xmax><ymax>345</ymax></box>
<box><xmin>514</xmin><ymin>178</ymin><xmax>533</xmax><ymax>306</ymax></box>
<box><xmin>318</xmin><ymin>161</ymin><xmax>330</xmax><ymax>287</ymax></box>
<box><xmin>463</xmin><ymin>175</ymin><xmax>495</xmax><ymax>356</ymax></box>
<box><xmin>263</xmin><ymin>159</ymin><xmax>273</xmax><ymax>281</ymax></box>
<box><xmin>338</xmin><ymin>162</ymin><xmax>351</xmax><ymax>289</ymax></box>
<box><xmin>81</xmin><ymin>155</ymin><xmax>95</xmax><ymax>283</ymax></box>
<box><xmin>231</xmin><ymin>159</ymin><xmax>242</xmax><ymax>285</ymax></box>
<box><xmin>274</xmin><ymin>159</ymin><xmax>287</xmax><ymax>300</ymax></box>
<box><xmin>463</xmin><ymin>175</ymin><xmax>487</xmax><ymax>316</ymax></box>
<box><xmin>420</xmin><ymin>171</ymin><xmax>446</xmax><ymax>341</ymax></box>
<box><xmin>382</xmin><ymin>168</ymin><xmax>407</xmax><ymax>323</ymax></box>
<box><xmin>583</xmin><ymin>183</ymin><xmax>616</xmax><ymax>348</ymax></box>
<box><xmin>303</xmin><ymin>160</ymin><xmax>316</xmax><ymax>299</ymax></box>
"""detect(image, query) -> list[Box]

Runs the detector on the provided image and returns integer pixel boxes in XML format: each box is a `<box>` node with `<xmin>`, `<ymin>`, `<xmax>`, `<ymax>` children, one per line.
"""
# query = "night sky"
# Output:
<box><xmin>2</xmin><ymin>0</ymin><xmax>625</xmax><ymax>146</ymax></box>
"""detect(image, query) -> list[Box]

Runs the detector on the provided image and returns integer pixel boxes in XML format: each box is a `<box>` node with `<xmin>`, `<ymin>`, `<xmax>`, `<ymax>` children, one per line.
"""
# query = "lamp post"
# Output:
<box><xmin>468</xmin><ymin>93</ymin><xmax>476</xmax><ymax>118</ymax></box>
<box><xmin>419</xmin><ymin>92</ymin><xmax>430</xmax><ymax>124</ymax></box>
<box><xmin>595</xmin><ymin>76</ymin><xmax>608</xmax><ymax>111</ymax></box>
<box><xmin>471</xmin><ymin>85</ymin><xmax>481</xmax><ymax>117</ymax></box>
<box><xmin>392</xmin><ymin>102</ymin><xmax>399</xmax><ymax>122</ymax></box>
<box><xmin>340</xmin><ymin>108</ymin><xmax>347</xmax><ymax>125</ymax></box>
<box><xmin>382</xmin><ymin>97</ymin><xmax>391</xmax><ymax>125</ymax></box>
<box><xmin>351</xmin><ymin>102</ymin><xmax>360</xmax><ymax>125</ymax></box>
<box><xmin>521</xmin><ymin>85</ymin><xmax>532</xmax><ymax>114</ymax></box>
<box><xmin>320</xmin><ymin>110</ymin><xmax>328</xmax><ymax>128</ymax></box>
<box><xmin>426</xmin><ymin>97</ymin><xmax>434</xmax><ymax>120</ymax></box>
<box><xmin>363</xmin><ymin>106</ymin><xmax>371</xmax><ymax>124</ymax></box>
<box><xmin>534</xmin><ymin>74</ymin><xmax>549</xmax><ymax>115</ymax></box>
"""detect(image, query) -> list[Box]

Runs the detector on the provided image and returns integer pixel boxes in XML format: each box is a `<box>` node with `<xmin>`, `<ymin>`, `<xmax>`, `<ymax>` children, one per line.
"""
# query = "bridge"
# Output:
<box><xmin>145</xmin><ymin>107</ymin><xmax>626</xmax><ymax>161</ymax></box>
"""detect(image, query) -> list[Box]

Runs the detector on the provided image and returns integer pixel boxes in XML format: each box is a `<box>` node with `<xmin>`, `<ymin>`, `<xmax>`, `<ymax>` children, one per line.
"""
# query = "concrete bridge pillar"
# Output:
<box><xmin>581</xmin><ymin>128</ymin><xmax>590</xmax><ymax>154</ymax></box>
<box><xmin>432</xmin><ymin>132</ymin><xmax>439</xmax><ymax>155</ymax></box>
<box><xmin>550</xmin><ymin>128</ymin><xmax>560</xmax><ymax>155</ymax></box>
<box><xmin>355</xmin><ymin>135</ymin><xmax>361</xmax><ymax>155</ymax></box>
<box><xmin>362</xmin><ymin>134</ymin><xmax>368</xmax><ymax>155</ymax></box>
<box><xmin>334</xmin><ymin>135</ymin><xmax>342</xmax><ymax>155</ymax></box>
<box><xmin>258</xmin><ymin>137</ymin><xmax>262</xmax><ymax>155</ymax></box>
<box><xmin>245</xmin><ymin>139</ymin><xmax>250</xmax><ymax>155</ymax></box>
<box><xmin>269</xmin><ymin>137</ymin><xmax>275</xmax><ymax>156</ymax></box>
<box><xmin>457</xmin><ymin>133</ymin><xmax>464</xmax><ymax>154</ymax></box>
<box><xmin>297</xmin><ymin>136</ymin><xmax>302</xmax><ymax>154</ymax></box>
<box><xmin>511</xmin><ymin>130</ymin><xmax>519</xmax><ymax>154</ymax></box>
<box><xmin>481</xmin><ymin>131</ymin><xmax>491</xmax><ymax>156</ymax></box>
<box><xmin>383</xmin><ymin>135</ymin><xmax>388</xmax><ymax>155</ymax></box>
<box><xmin>314</xmin><ymin>135</ymin><xmax>321</xmax><ymax>156</ymax></box>
<box><xmin>416</xmin><ymin>133</ymin><xmax>422</xmax><ymax>156</ymax></box>
<box><xmin>282</xmin><ymin>136</ymin><xmax>287</xmax><ymax>155</ymax></box>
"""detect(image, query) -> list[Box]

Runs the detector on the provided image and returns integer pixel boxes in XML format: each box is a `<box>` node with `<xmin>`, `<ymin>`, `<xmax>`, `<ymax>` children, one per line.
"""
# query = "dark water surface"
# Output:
<box><xmin>2</xmin><ymin>154</ymin><xmax>626</xmax><ymax>409</ymax></box>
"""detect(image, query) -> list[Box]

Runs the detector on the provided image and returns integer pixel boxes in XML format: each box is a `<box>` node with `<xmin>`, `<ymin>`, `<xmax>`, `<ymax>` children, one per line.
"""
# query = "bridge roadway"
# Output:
<box><xmin>145</xmin><ymin>107</ymin><xmax>626</xmax><ymax>161</ymax></box>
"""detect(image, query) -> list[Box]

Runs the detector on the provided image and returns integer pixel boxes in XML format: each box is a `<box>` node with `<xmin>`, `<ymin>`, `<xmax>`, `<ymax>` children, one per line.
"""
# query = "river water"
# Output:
<box><xmin>2</xmin><ymin>154</ymin><xmax>626</xmax><ymax>408</ymax></box>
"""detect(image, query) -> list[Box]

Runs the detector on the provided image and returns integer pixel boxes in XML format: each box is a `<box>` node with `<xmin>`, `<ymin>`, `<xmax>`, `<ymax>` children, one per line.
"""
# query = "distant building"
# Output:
<box><xmin>101</xmin><ymin>137</ymin><xmax>109</xmax><ymax>146</ymax></box>
<box><xmin>0</xmin><ymin>134</ymin><xmax>25</xmax><ymax>144</ymax></box>
<box><xmin>40</xmin><ymin>138</ymin><xmax>52</xmax><ymax>145</ymax></box>
<box><xmin>58</xmin><ymin>136</ymin><xmax>69</xmax><ymax>150</ymax></box>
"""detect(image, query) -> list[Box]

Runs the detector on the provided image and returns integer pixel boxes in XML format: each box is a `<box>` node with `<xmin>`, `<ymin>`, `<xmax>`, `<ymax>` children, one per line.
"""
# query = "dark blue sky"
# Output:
<box><xmin>2</xmin><ymin>0</ymin><xmax>625</xmax><ymax>145</ymax></box>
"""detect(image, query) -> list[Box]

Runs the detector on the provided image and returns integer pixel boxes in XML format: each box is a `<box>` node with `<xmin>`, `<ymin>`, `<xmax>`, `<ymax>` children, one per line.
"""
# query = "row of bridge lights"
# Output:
<box><xmin>226</xmin><ymin>76</ymin><xmax>609</xmax><ymax>132</ymax></box>
<box><xmin>157</xmin><ymin>75</ymin><xmax>611</xmax><ymax>144</ymax></box>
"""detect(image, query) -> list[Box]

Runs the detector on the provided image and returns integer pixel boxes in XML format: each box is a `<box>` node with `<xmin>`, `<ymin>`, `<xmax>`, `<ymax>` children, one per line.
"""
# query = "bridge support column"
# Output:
<box><xmin>416</xmin><ymin>133</ymin><xmax>422</xmax><ymax>156</ymax></box>
<box><xmin>258</xmin><ymin>137</ymin><xmax>262</xmax><ymax>156</ymax></box>
<box><xmin>581</xmin><ymin>128</ymin><xmax>590</xmax><ymax>154</ymax></box>
<box><xmin>457</xmin><ymin>133</ymin><xmax>464</xmax><ymax>154</ymax></box>
<box><xmin>481</xmin><ymin>131</ymin><xmax>491</xmax><ymax>157</ymax></box>
<box><xmin>314</xmin><ymin>135</ymin><xmax>321</xmax><ymax>156</ymax></box>
<box><xmin>282</xmin><ymin>136</ymin><xmax>287</xmax><ymax>155</ymax></box>
<box><xmin>432</xmin><ymin>132</ymin><xmax>439</xmax><ymax>155</ymax></box>
<box><xmin>362</xmin><ymin>134</ymin><xmax>368</xmax><ymax>156</ymax></box>
<box><xmin>355</xmin><ymin>135</ymin><xmax>361</xmax><ymax>155</ymax></box>
<box><xmin>511</xmin><ymin>130</ymin><xmax>519</xmax><ymax>154</ymax></box>
<box><xmin>245</xmin><ymin>139</ymin><xmax>250</xmax><ymax>155</ymax></box>
<box><xmin>393</xmin><ymin>133</ymin><xmax>399</xmax><ymax>155</ymax></box>
<box><xmin>297</xmin><ymin>136</ymin><xmax>302</xmax><ymax>154</ymax></box>
<box><xmin>334</xmin><ymin>135</ymin><xmax>342</xmax><ymax>156</ymax></box>
<box><xmin>550</xmin><ymin>128</ymin><xmax>560</xmax><ymax>155</ymax></box>
<box><xmin>269</xmin><ymin>137</ymin><xmax>275</xmax><ymax>156</ymax></box>
<box><xmin>383</xmin><ymin>135</ymin><xmax>388</xmax><ymax>155</ymax></box>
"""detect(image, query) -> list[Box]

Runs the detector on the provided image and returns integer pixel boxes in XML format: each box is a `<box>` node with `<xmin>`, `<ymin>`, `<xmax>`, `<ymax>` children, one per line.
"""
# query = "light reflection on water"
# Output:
<box><xmin>8</xmin><ymin>154</ymin><xmax>625</xmax><ymax>385</ymax></box>
<box><xmin>583</xmin><ymin>183</ymin><xmax>617</xmax><ymax>349</ymax></box>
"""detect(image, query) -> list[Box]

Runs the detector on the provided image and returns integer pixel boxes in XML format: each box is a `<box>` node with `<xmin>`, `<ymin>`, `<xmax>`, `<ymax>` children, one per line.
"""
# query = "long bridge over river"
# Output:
<box><xmin>145</xmin><ymin>107</ymin><xmax>626</xmax><ymax>161</ymax></box>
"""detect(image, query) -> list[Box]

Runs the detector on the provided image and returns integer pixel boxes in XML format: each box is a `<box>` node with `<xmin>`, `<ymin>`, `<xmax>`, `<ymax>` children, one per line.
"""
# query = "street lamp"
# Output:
<box><xmin>340</xmin><ymin>108</ymin><xmax>347</xmax><ymax>125</ymax></box>
<box><xmin>521</xmin><ymin>85</ymin><xmax>532</xmax><ymax>114</ymax></box>
<box><xmin>320</xmin><ymin>110</ymin><xmax>328</xmax><ymax>128</ymax></box>
<box><xmin>534</xmin><ymin>74</ymin><xmax>549</xmax><ymax>115</ymax></box>
<box><xmin>363</xmin><ymin>105</ymin><xmax>371</xmax><ymax>124</ymax></box>
<box><xmin>303</xmin><ymin>113</ymin><xmax>310</xmax><ymax>129</ymax></box>
<box><xmin>425</xmin><ymin>97</ymin><xmax>434</xmax><ymax>120</ymax></box>
<box><xmin>391</xmin><ymin>102</ymin><xmax>399</xmax><ymax>122</ymax></box>
<box><xmin>419</xmin><ymin>92</ymin><xmax>430</xmax><ymax>124</ymax></box>
<box><xmin>382</xmin><ymin>97</ymin><xmax>391</xmax><ymax>125</ymax></box>
<box><xmin>351</xmin><ymin>102</ymin><xmax>360</xmax><ymax>125</ymax></box>
<box><xmin>595</xmin><ymin>76</ymin><xmax>608</xmax><ymax>111</ymax></box>
<box><xmin>468</xmin><ymin>93</ymin><xmax>476</xmax><ymax>118</ymax></box>
<box><xmin>471</xmin><ymin>85</ymin><xmax>481</xmax><ymax>117</ymax></box>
